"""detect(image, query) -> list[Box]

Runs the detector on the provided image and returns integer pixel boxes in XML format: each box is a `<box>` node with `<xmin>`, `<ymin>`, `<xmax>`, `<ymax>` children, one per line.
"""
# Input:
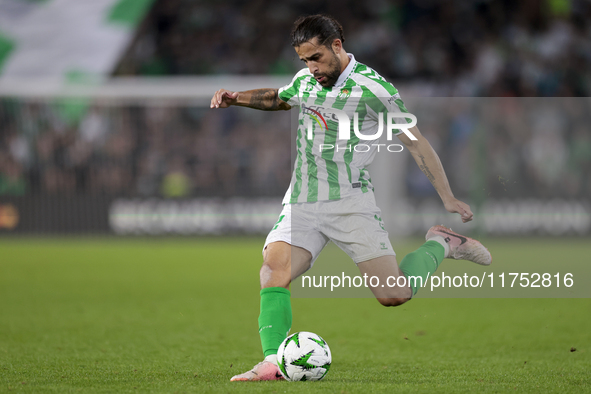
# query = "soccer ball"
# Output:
<box><xmin>277</xmin><ymin>331</ymin><xmax>331</xmax><ymax>381</ymax></box>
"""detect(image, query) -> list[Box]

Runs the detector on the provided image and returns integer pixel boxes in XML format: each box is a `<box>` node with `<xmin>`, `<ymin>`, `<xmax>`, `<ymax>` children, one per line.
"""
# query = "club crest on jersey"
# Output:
<box><xmin>337</xmin><ymin>88</ymin><xmax>351</xmax><ymax>100</ymax></box>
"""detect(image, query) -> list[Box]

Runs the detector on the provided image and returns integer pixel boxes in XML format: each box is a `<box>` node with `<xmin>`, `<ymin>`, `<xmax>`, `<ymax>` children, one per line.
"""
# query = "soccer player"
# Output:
<box><xmin>210</xmin><ymin>14</ymin><xmax>491</xmax><ymax>381</ymax></box>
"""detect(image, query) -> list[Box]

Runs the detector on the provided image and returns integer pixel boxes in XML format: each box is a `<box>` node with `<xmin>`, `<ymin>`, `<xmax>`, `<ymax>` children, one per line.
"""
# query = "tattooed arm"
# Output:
<box><xmin>210</xmin><ymin>88</ymin><xmax>291</xmax><ymax>111</ymax></box>
<box><xmin>397</xmin><ymin>126</ymin><xmax>474</xmax><ymax>223</ymax></box>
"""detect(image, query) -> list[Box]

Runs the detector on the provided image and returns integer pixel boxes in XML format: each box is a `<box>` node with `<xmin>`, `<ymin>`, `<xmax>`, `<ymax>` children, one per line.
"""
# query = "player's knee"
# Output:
<box><xmin>374</xmin><ymin>284</ymin><xmax>412</xmax><ymax>306</ymax></box>
<box><xmin>260</xmin><ymin>259</ymin><xmax>291</xmax><ymax>289</ymax></box>
<box><xmin>376</xmin><ymin>297</ymin><xmax>410</xmax><ymax>307</ymax></box>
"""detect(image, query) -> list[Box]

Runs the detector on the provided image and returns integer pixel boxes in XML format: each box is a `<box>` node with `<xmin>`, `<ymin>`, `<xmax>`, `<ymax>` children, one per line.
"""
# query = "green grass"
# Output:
<box><xmin>0</xmin><ymin>237</ymin><xmax>590</xmax><ymax>393</ymax></box>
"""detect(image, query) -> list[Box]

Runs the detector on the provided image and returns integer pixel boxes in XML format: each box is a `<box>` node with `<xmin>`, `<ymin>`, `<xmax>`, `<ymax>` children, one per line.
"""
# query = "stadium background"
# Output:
<box><xmin>0</xmin><ymin>0</ymin><xmax>590</xmax><ymax>236</ymax></box>
<box><xmin>0</xmin><ymin>0</ymin><xmax>590</xmax><ymax>392</ymax></box>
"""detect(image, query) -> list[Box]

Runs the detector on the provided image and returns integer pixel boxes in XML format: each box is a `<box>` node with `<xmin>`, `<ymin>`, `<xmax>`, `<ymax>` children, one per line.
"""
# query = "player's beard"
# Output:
<box><xmin>315</xmin><ymin>52</ymin><xmax>342</xmax><ymax>88</ymax></box>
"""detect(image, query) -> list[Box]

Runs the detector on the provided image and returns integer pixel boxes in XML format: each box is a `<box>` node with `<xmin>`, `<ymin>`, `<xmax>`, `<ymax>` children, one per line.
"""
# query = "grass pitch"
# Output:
<box><xmin>1</xmin><ymin>237</ymin><xmax>590</xmax><ymax>393</ymax></box>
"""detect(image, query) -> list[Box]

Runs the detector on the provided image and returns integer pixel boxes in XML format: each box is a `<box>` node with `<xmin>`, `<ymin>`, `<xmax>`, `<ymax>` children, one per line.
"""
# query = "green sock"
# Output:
<box><xmin>258</xmin><ymin>287</ymin><xmax>292</xmax><ymax>357</ymax></box>
<box><xmin>399</xmin><ymin>240</ymin><xmax>445</xmax><ymax>296</ymax></box>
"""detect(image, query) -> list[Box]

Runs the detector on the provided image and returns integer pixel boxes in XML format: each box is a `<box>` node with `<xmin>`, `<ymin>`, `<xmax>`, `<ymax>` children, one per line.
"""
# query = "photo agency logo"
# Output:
<box><xmin>302</xmin><ymin>104</ymin><xmax>417</xmax><ymax>153</ymax></box>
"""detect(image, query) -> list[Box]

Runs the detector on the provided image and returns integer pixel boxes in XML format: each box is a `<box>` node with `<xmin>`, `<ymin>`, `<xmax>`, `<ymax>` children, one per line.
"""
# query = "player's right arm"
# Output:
<box><xmin>397</xmin><ymin>125</ymin><xmax>474</xmax><ymax>223</ymax></box>
<box><xmin>210</xmin><ymin>88</ymin><xmax>291</xmax><ymax>111</ymax></box>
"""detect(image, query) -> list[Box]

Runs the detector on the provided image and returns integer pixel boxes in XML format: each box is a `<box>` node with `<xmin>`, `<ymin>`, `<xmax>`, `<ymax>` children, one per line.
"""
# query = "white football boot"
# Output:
<box><xmin>426</xmin><ymin>225</ymin><xmax>492</xmax><ymax>266</ymax></box>
<box><xmin>230</xmin><ymin>356</ymin><xmax>285</xmax><ymax>381</ymax></box>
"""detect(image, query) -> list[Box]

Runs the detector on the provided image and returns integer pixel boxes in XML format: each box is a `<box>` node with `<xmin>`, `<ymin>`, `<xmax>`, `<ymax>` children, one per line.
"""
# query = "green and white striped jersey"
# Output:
<box><xmin>278</xmin><ymin>54</ymin><xmax>410</xmax><ymax>204</ymax></box>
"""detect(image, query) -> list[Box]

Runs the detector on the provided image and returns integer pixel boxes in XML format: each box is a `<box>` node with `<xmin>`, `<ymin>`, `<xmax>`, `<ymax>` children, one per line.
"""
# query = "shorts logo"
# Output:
<box><xmin>272</xmin><ymin>215</ymin><xmax>285</xmax><ymax>230</ymax></box>
<box><xmin>380</xmin><ymin>242</ymin><xmax>388</xmax><ymax>250</ymax></box>
<box><xmin>374</xmin><ymin>214</ymin><xmax>385</xmax><ymax>230</ymax></box>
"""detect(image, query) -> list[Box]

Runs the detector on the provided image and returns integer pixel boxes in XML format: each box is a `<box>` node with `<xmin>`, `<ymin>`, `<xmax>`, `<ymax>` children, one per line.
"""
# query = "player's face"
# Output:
<box><xmin>295</xmin><ymin>38</ymin><xmax>342</xmax><ymax>88</ymax></box>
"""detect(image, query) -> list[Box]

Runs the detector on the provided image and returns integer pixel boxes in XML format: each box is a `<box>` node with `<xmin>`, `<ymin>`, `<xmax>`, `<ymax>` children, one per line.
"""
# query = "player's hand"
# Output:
<box><xmin>210</xmin><ymin>89</ymin><xmax>239</xmax><ymax>109</ymax></box>
<box><xmin>444</xmin><ymin>198</ymin><xmax>473</xmax><ymax>223</ymax></box>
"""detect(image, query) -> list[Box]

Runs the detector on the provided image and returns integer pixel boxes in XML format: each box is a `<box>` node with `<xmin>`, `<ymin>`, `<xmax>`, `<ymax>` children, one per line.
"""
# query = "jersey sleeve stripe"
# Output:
<box><xmin>354</xmin><ymin>73</ymin><xmax>412</xmax><ymax>134</ymax></box>
<box><xmin>289</xmin><ymin>118</ymin><xmax>305</xmax><ymax>203</ymax></box>
<box><xmin>279</xmin><ymin>69</ymin><xmax>312</xmax><ymax>104</ymax></box>
<box><xmin>305</xmin><ymin>124</ymin><xmax>319</xmax><ymax>202</ymax></box>
<box><xmin>353</xmin><ymin>73</ymin><xmax>396</xmax><ymax>99</ymax></box>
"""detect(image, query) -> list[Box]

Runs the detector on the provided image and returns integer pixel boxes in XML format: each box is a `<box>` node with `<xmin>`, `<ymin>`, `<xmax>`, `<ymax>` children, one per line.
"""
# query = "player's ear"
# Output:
<box><xmin>331</xmin><ymin>39</ymin><xmax>342</xmax><ymax>54</ymax></box>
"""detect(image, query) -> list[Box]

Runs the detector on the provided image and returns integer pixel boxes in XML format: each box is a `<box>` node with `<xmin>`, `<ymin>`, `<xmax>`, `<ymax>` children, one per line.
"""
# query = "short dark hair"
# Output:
<box><xmin>290</xmin><ymin>14</ymin><xmax>345</xmax><ymax>48</ymax></box>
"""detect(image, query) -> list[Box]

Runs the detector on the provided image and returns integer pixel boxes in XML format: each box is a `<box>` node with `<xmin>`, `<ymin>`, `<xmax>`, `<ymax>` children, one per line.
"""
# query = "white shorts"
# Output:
<box><xmin>263</xmin><ymin>192</ymin><xmax>396</xmax><ymax>265</ymax></box>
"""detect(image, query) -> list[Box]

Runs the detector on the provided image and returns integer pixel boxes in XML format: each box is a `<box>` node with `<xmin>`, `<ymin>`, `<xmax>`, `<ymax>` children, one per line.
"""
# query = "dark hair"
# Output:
<box><xmin>290</xmin><ymin>14</ymin><xmax>345</xmax><ymax>48</ymax></box>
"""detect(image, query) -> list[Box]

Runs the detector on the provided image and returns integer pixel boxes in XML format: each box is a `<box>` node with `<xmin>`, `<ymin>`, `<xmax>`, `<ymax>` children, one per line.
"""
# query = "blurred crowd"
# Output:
<box><xmin>405</xmin><ymin>98</ymin><xmax>591</xmax><ymax>200</ymax></box>
<box><xmin>2</xmin><ymin>0</ymin><xmax>591</xmax><ymax>200</ymax></box>
<box><xmin>0</xmin><ymin>97</ymin><xmax>590</xmax><ymax>199</ymax></box>
<box><xmin>116</xmin><ymin>0</ymin><xmax>591</xmax><ymax>97</ymax></box>
<box><xmin>0</xmin><ymin>100</ymin><xmax>292</xmax><ymax>198</ymax></box>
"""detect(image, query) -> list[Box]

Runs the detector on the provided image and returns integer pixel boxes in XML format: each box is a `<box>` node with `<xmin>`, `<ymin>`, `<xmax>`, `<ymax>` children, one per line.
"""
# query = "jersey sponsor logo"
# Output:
<box><xmin>302</xmin><ymin>105</ymin><xmax>332</xmax><ymax>135</ymax></box>
<box><xmin>303</xmin><ymin>105</ymin><xmax>417</xmax><ymax>143</ymax></box>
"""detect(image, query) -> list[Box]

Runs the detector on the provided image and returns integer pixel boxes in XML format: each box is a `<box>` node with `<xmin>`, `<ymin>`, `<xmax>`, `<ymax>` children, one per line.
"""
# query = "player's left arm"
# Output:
<box><xmin>397</xmin><ymin>126</ymin><xmax>474</xmax><ymax>223</ymax></box>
